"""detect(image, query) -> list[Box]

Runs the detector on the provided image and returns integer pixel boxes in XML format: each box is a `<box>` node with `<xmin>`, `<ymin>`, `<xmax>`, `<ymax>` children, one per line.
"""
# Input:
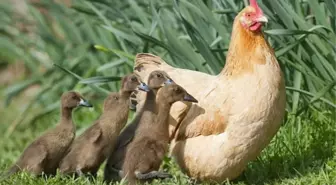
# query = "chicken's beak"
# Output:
<box><xmin>138</xmin><ymin>82</ymin><xmax>150</xmax><ymax>92</ymax></box>
<box><xmin>79</xmin><ymin>99</ymin><xmax>92</xmax><ymax>107</ymax></box>
<box><xmin>183</xmin><ymin>93</ymin><xmax>198</xmax><ymax>103</ymax></box>
<box><xmin>255</xmin><ymin>15</ymin><xmax>268</xmax><ymax>23</ymax></box>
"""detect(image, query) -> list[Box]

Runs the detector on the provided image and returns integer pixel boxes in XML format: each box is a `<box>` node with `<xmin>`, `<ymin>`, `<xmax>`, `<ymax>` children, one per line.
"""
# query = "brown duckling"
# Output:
<box><xmin>4</xmin><ymin>91</ymin><xmax>91</xmax><ymax>177</ymax></box>
<box><xmin>104</xmin><ymin>70</ymin><xmax>172</xmax><ymax>182</ymax></box>
<box><xmin>122</xmin><ymin>84</ymin><xmax>198</xmax><ymax>184</ymax></box>
<box><xmin>59</xmin><ymin>74</ymin><xmax>149</xmax><ymax>177</ymax></box>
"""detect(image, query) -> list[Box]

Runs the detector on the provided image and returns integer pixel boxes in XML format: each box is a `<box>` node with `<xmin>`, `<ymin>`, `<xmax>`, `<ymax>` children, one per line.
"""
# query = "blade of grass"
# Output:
<box><xmin>53</xmin><ymin>63</ymin><xmax>109</xmax><ymax>95</ymax></box>
<box><xmin>80</xmin><ymin>76</ymin><xmax>122</xmax><ymax>84</ymax></box>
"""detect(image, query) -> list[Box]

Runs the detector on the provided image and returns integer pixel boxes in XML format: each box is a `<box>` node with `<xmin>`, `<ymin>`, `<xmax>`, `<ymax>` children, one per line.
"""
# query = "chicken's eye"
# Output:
<box><xmin>156</xmin><ymin>73</ymin><xmax>162</xmax><ymax>78</ymax></box>
<box><xmin>131</xmin><ymin>77</ymin><xmax>137</xmax><ymax>82</ymax></box>
<box><xmin>114</xmin><ymin>96</ymin><xmax>119</xmax><ymax>100</ymax></box>
<box><xmin>246</xmin><ymin>13</ymin><xmax>251</xmax><ymax>17</ymax></box>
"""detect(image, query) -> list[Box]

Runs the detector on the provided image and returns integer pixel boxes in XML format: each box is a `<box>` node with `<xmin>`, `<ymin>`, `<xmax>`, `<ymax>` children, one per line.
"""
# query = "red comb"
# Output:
<box><xmin>249</xmin><ymin>0</ymin><xmax>262</xmax><ymax>13</ymax></box>
<box><xmin>249</xmin><ymin>0</ymin><xmax>258</xmax><ymax>7</ymax></box>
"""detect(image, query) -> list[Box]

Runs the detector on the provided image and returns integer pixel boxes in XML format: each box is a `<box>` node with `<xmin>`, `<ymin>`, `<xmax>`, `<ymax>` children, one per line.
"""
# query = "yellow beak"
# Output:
<box><xmin>256</xmin><ymin>15</ymin><xmax>268</xmax><ymax>23</ymax></box>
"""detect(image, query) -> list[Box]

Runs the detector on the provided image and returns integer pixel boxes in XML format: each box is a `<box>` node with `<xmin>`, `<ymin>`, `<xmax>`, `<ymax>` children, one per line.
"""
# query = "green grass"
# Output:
<box><xmin>0</xmin><ymin>89</ymin><xmax>335</xmax><ymax>185</ymax></box>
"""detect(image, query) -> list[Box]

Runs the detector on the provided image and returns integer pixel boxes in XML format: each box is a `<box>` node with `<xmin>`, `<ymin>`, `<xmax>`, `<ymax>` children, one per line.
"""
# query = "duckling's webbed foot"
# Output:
<box><xmin>110</xmin><ymin>167</ymin><xmax>124</xmax><ymax>178</ymax></box>
<box><xmin>135</xmin><ymin>170</ymin><xmax>172</xmax><ymax>180</ymax></box>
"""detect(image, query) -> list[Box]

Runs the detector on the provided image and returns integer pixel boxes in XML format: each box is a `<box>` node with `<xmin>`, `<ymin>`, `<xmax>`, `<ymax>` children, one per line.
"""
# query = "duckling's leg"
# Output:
<box><xmin>75</xmin><ymin>168</ymin><xmax>84</xmax><ymax>176</ymax></box>
<box><xmin>135</xmin><ymin>170</ymin><xmax>172</xmax><ymax>180</ymax></box>
<box><xmin>110</xmin><ymin>167</ymin><xmax>124</xmax><ymax>178</ymax></box>
<box><xmin>103</xmin><ymin>167</ymin><xmax>122</xmax><ymax>183</ymax></box>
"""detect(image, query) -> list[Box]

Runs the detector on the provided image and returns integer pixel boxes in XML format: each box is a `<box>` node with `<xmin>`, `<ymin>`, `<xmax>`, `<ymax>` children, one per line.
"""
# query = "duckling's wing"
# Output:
<box><xmin>86</xmin><ymin>125</ymin><xmax>103</xmax><ymax>143</ymax></box>
<box><xmin>18</xmin><ymin>142</ymin><xmax>47</xmax><ymax>172</ymax></box>
<box><xmin>105</xmin><ymin>123</ymin><xmax>138</xmax><ymax>170</ymax></box>
<box><xmin>116</xmin><ymin>122</ymin><xmax>138</xmax><ymax>149</ymax></box>
<box><xmin>4</xmin><ymin>143</ymin><xmax>47</xmax><ymax>177</ymax></box>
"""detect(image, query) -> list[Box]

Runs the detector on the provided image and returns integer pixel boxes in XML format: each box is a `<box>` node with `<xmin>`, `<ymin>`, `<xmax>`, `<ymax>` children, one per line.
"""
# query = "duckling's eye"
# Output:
<box><xmin>72</xmin><ymin>96</ymin><xmax>77</xmax><ymax>100</ymax></box>
<box><xmin>131</xmin><ymin>77</ymin><xmax>137</xmax><ymax>82</ymax></box>
<box><xmin>156</xmin><ymin>73</ymin><xmax>162</xmax><ymax>78</ymax></box>
<box><xmin>114</xmin><ymin>96</ymin><xmax>119</xmax><ymax>100</ymax></box>
<box><xmin>246</xmin><ymin>13</ymin><xmax>251</xmax><ymax>17</ymax></box>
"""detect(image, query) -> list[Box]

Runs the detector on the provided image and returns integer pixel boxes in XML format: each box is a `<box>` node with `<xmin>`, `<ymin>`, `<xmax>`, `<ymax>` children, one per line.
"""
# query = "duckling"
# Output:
<box><xmin>59</xmin><ymin>74</ymin><xmax>149</xmax><ymax>177</ymax></box>
<box><xmin>104</xmin><ymin>70</ymin><xmax>172</xmax><ymax>182</ymax></box>
<box><xmin>122</xmin><ymin>84</ymin><xmax>198</xmax><ymax>184</ymax></box>
<box><xmin>4</xmin><ymin>91</ymin><xmax>91</xmax><ymax>176</ymax></box>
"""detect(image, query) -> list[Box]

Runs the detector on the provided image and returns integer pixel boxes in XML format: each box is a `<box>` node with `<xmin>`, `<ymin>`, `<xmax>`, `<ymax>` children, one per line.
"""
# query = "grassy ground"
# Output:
<box><xmin>0</xmin><ymin>88</ymin><xmax>335</xmax><ymax>185</ymax></box>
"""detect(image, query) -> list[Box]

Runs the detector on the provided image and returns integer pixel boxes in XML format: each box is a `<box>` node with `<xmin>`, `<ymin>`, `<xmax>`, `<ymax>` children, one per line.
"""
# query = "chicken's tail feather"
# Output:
<box><xmin>134</xmin><ymin>53</ymin><xmax>166</xmax><ymax>72</ymax></box>
<box><xmin>134</xmin><ymin>53</ymin><xmax>173</xmax><ymax>82</ymax></box>
<box><xmin>132</xmin><ymin>53</ymin><xmax>172</xmax><ymax>113</ymax></box>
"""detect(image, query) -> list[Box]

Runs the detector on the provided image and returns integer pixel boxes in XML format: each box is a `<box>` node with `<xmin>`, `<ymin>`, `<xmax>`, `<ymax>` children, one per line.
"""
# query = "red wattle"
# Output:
<box><xmin>250</xmin><ymin>22</ymin><xmax>262</xmax><ymax>31</ymax></box>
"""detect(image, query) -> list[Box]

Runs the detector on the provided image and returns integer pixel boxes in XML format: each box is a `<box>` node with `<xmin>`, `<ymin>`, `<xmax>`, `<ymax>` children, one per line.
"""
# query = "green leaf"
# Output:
<box><xmin>53</xmin><ymin>63</ymin><xmax>109</xmax><ymax>95</ymax></box>
<box><xmin>97</xmin><ymin>59</ymin><xmax>126</xmax><ymax>72</ymax></box>
<box><xmin>4</xmin><ymin>79</ymin><xmax>40</xmax><ymax>106</ymax></box>
<box><xmin>133</xmin><ymin>31</ymin><xmax>172</xmax><ymax>51</ymax></box>
<box><xmin>286</xmin><ymin>87</ymin><xmax>336</xmax><ymax>109</ymax></box>
<box><xmin>71</xmin><ymin>5</ymin><xmax>96</xmax><ymax>16</ymax></box>
<box><xmin>80</xmin><ymin>76</ymin><xmax>122</xmax><ymax>84</ymax></box>
<box><xmin>179</xmin><ymin>15</ymin><xmax>221</xmax><ymax>74</ymax></box>
<box><xmin>291</xmin><ymin>69</ymin><xmax>302</xmax><ymax>113</ymax></box>
<box><xmin>213</xmin><ymin>9</ymin><xmax>236</xmax><ymax>14</ymax></box>
<box><xmin>94</xmin><ymin>45</ymin><xmax>135</xmax><ymax>61</ymax></box>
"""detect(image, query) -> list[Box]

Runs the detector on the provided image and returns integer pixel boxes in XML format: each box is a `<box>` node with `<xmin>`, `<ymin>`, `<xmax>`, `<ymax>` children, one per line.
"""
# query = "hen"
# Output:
<box><xmin>133</xmin><ymin>0</ymin><xmax>286</xmax><ymax>182</ymax></box>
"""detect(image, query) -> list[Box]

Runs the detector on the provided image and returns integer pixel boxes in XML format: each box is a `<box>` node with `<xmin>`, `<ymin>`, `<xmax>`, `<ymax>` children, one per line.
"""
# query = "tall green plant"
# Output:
<box><xmin>1</xmin><ymin>0</ymin><xmax>136</xmax><ymax>134</ymax></box>
<box><xmin>1</xmin><ymin>0</ymin><xmax>335</xmax><ymax>133</ymax></box>
<box><xmin>75</xmin><ymin>0</ymin><xmax>336</xmax><ymax>113</ymax></box>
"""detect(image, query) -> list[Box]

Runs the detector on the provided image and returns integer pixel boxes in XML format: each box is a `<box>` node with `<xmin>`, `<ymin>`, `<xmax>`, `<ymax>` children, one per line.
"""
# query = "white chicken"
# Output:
<box><xmin>133</xmin><ymin>0</ymin><xmax>286</xmax><ymax>182</ymax></box>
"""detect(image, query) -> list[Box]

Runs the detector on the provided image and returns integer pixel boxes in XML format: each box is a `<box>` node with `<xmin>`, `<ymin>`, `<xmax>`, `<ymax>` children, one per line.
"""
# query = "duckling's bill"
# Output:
<box><xmin>138</xmin><ymin>82</ymin><xmax>150</xmax><ymax>92</ymax></box>
<box><xmin>183</xmin><ymin>93</ymin><xmax>198</xmax><ymax>103</ymax></box>
<box><xmin>78</xmin><ymin>99</ymin><xmax>92</xmax><ymax>107</ymax></box>
<box><xmin>164</xmin><ymin>78</ymin><xmax>174</xmax><ymax>85</ymax></box>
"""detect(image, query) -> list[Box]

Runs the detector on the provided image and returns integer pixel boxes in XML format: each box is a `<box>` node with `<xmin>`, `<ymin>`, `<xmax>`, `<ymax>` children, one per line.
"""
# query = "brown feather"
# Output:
<box><xmin>59</xmin><ymin>74</ymin><xmax>141</xmax><ymax>176</ymax></box>
<box><xmin>5</xmin><ymin>92</ymin><xmax>89</xmax><ymax>176</ymax></box>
